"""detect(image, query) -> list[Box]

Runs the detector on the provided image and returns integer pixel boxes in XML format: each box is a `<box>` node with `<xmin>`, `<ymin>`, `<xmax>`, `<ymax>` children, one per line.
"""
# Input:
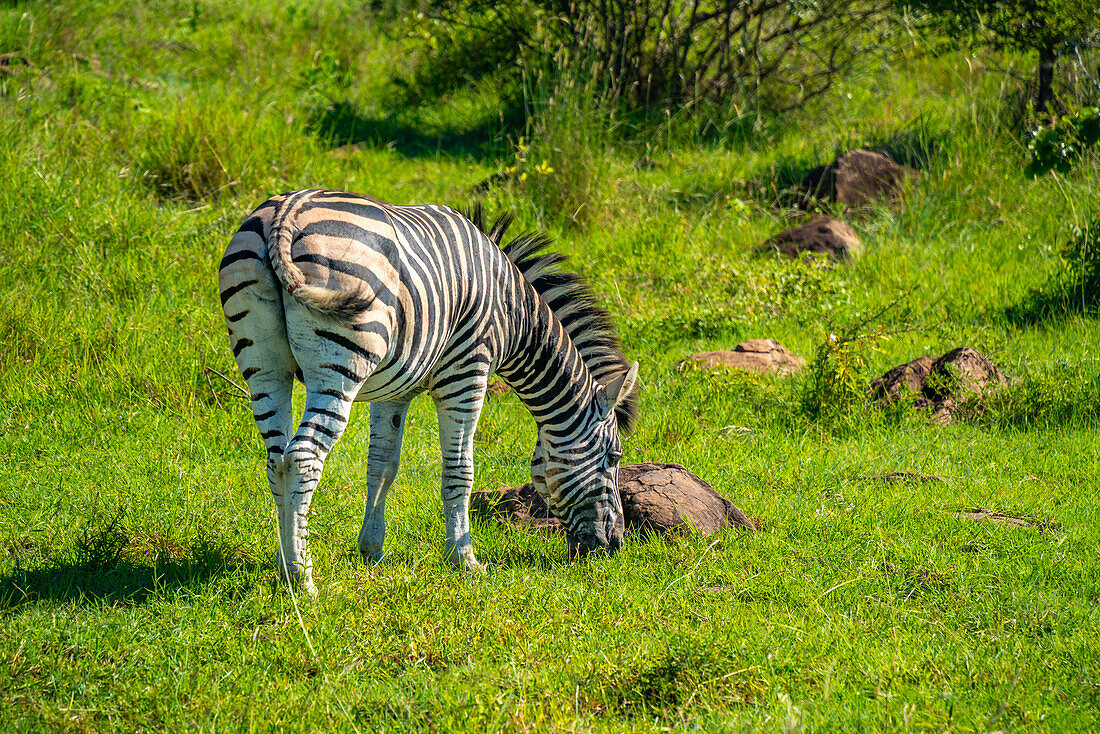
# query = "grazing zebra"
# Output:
<box><xmin>218</xmin><ymin>189</ymin><xmax>639</xmax><ymax>593</ymax></box>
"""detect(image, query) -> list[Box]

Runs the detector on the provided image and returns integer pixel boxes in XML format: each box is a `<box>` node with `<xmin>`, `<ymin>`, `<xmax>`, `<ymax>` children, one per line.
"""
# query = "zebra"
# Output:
<box><xmin>218</xmin><ymin>189</ymin><xmax>639</xmax><ymax>593</ymax></box>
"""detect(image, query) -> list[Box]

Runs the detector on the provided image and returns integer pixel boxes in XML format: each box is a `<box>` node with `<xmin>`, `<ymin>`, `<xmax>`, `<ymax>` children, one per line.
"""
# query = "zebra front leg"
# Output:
<box><xmin>358</xmin><ymin>399</ymin><xmax>411</xmax><ymax>563</ymax></box>
<box><xmin>433</xmin><ymin>388</ymin><xmax>488</xmax><ymax>571</ymax></box>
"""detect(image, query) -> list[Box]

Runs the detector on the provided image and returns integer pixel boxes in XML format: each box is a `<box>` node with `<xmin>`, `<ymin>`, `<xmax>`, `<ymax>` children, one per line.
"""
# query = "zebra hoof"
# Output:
<box><xmin>359</xmin><ymin>548</ymin><xmax>385</xmax><ymax>565</ymax></box>
<box><xmin>447</xmin><ymin>546</ymin><xmax>483</xmax><ymax>571</ymax></box>
<box><xmin>274</xmin><ymin>553</ymin><xmax>317</xmax><ymax>596</ymax></box>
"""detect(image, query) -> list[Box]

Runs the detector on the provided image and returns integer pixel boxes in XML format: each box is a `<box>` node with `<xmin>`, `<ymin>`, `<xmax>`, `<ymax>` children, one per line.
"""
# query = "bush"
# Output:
<box><xmin>1026</xmin><ymin>106</ymin><xmax>1100</xmax><ymax>175</ymax></box>
<box><xmin>1061</xmin><ymin>219</ymin><xmax>1100</xmax><ymax>311</ymax></box>
<box><xmin>799</xmin><ymin>330</ymin><xmax>877</xmax><ymax>426</ymax></box>
<box><xmin>390</xmin><ymin>0</ymin><xmax>895</xmax><ymax>113</ymax></box>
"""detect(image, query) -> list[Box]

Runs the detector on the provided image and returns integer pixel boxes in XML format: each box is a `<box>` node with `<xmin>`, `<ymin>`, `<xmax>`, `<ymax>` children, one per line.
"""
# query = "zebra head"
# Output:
<box><xmin>531</xmin><ymin>363</ymin><xmax>639</xmax><ymax>559</ymax></box>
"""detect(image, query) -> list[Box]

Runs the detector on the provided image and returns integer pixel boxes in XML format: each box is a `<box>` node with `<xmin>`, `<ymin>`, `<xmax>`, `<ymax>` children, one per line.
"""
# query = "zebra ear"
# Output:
<box><xmin>604</xmin><ymin>362</ymin><xmax>639</xmax><ymax>410</ymax></box>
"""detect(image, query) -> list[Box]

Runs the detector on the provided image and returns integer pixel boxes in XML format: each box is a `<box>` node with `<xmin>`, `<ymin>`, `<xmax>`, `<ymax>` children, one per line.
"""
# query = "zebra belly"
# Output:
<box><xmin>351</xmin><ymin>337</ymin><xmax>450</xmax><ymax>403</ymax></box>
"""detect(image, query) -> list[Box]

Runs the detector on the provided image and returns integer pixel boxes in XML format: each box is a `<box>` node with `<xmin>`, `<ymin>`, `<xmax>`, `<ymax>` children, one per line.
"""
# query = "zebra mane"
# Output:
<box><xmin>466</xmin><ymin>204</ymin><xmax>638</xmax><ymax>435</ymax></box>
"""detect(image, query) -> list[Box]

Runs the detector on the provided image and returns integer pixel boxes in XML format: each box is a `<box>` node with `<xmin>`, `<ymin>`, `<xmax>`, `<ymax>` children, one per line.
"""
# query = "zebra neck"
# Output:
<box><xmin>497</xmin><ymin>295</ymin><xmax>598</xmax><ymax>439</ymax></box>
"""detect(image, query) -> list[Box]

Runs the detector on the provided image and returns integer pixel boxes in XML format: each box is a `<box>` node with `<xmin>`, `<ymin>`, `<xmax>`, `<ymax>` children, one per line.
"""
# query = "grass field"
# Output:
<box><xmin>2</xmin><ymin>1</ymin><xmax>1099</xmax><ymax>731</ymax></box>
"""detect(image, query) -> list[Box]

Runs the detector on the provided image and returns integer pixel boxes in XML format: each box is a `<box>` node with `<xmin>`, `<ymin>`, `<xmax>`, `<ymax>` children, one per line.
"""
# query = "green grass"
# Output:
<box><xmin>2</xmin><ymin>1</ymin><xmax>1099</xmax><ymax>731</ymax></box>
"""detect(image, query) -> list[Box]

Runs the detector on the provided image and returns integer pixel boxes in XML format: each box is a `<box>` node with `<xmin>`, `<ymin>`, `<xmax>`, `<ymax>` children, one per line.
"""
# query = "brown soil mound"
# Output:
<box><xmin>871</xmin><ymin>346</ymin><xmax>1008</xmax><ymax>424</ymax></box>
<box><xmin>470</xmin><ymin>463</ymin><xmax>754</xmax><ymax>537</ymax></box>
<box><xmin>798</xmin><ymin>148</ymin><xmax>917</xmax><ymax>209</ymax></box>
<box><xmin>757</xmin><ymin>216</ymin><xmax>862</xmax><ymax>263</ymax></box>
<box><xmin>679</xmin><ymin>339</ymin><xmax>805</xmax><ymax>376</ymax></box>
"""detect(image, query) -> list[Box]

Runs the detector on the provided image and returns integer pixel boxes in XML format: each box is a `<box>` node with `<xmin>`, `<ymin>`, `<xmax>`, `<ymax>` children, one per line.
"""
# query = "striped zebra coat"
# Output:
<box><xmin>219</xmin><ymin>189</ymin><xmax>639</xmax><ymax>593</ymax></box>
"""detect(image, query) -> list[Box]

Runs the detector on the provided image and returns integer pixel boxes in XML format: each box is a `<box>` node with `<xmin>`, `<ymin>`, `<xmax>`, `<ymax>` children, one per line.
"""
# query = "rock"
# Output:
<box><xmin>797</xmin><ymin>148</ymin><xmax>917</xmax><ymax>209</ymax></box>
<box><xmin>870</xmin><ymin>355</ymin><xmax>934</xmax><ymax>403</ymax></box>
<box><xmin>757</xmin><ymin>215</ymin><xmax>862</xmax><ymax>262</ymax></box>
<box><xmin>872</xmin><ymin>346</ymin><xmax>1009</xmax><ymax>424</ymax></box>
<box><xmin>925</xmin><ymin>346</ymin><xmax>1009</xmax><ymax>401</ymax></box>
<box><xmin>834</xmin><ymin>149</ymin><xmax>917</xmax><ymax>208</ymax></box>
<box><xmin>679</xmin><ymin>339</ymin><xmax>805</xmax><ymax>376</ymax></box>
<box><xmin>619</xmin><ymin>463</ymin><xmax>755</xmax><ymax>535</ymax></box>
<box><xmin>469</xmin><ymin>463</ymin><xmax>754</xmax><ymax>537</ymax></box>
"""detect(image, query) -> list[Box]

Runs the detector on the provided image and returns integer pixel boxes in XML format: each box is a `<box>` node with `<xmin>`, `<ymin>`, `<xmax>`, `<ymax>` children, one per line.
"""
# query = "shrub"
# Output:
<box><xmin>799</xmin><ymin>330</ymin><xmax>877</xmax><ymax>426</ymax></box>
<box><xmin>389</xmin><ymin>0</ymin><xmax>895</xmax><ymax>113</ymax></box>
<box><xmin>1060</xmin><ymin>218</ymin><xmax>1100</xmax><ymax>311</ymax></box>
<box><xmin>1026</xmin><ymin>105</ymin><xmax>1100</xmax><ymax>175</ymax></box>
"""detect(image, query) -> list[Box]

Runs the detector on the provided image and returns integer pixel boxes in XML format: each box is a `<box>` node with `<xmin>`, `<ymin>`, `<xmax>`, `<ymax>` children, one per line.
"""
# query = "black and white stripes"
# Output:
<box><xmin>219</xmin><ymin>189</ymin><xmax>638</xmax><ymax>592</ymax></box>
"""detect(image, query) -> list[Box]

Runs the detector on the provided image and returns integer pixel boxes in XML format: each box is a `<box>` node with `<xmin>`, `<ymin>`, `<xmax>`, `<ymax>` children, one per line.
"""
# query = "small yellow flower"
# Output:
<box><xmin>534</xmin><ymin>160</ymin><xmax>554</xmax><ymax>175</ymax></box>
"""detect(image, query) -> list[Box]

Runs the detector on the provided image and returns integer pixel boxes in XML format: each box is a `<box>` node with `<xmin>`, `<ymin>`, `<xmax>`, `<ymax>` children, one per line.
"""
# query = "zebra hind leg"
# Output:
<box><xmin>278</xmin><ymin>372</ymin><xmax>370</xmax><ymax>595</ymax></box>
<box><xmin>219</xmin><ymin>235</ymin><xmax>302</xmax><ymax>590</ymax></box>
<box><xmin>277</xmin><ymin>266</ymin><xmax>390</xmax><ymax>591</ymax></box>
<box><xmin>358</xmin><ymin>399</ymin><xmax>412</xmax><ymax>564</ymax></box>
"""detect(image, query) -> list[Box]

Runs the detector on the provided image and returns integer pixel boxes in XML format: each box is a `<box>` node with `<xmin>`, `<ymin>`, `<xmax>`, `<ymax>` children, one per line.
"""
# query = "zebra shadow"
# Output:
<box><xmin>0</xmin><ymin>521</ymin><xmax>257</xmax><ymax>609</ymax></box>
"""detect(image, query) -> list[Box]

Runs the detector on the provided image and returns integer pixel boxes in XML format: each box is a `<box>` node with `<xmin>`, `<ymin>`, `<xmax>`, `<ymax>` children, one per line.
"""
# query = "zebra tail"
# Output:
<box><xmin>267</xmin><ymin>191</ymin><xmax>375</xmax><ymax>324</ymax></box>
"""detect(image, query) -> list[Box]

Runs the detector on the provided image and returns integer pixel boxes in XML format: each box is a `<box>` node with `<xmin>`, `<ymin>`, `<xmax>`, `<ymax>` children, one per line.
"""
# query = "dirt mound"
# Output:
<box><xmin>486</xmin><ymin>379</ymin><xmax>510</xmax><ymax>396</ymax></box>
<box><xmin>834</xmin><ymin>149</ymin><xmax>918</xmax><ymax>208</ymax></box>
<box><xmin>871</xmin><ymin>355</ymin><xmax>934</xmax><ymax>403</ymax></box>
<box><xmin>872</xmin><ymin>346</ymin><xmax>1009</xmax><ymax>423</ymax></box>
<box><xmin>470</xmin><ymin>463</ymin><xmax>753</xmax><ymax>537</ymax></box>
<box><xmin>798</xmin><ymin>148</ymin><xmax>917</xmax><ymax>208</ymax></box>
<box><xmin>757</xmin><ymin>216</ymin><xmax>862</xmax><ymax>263</ymax></box>
<box><xmin>679</xmin><ymin>339</ymin><xmax>805</xmax><ymax>376</ymax></box>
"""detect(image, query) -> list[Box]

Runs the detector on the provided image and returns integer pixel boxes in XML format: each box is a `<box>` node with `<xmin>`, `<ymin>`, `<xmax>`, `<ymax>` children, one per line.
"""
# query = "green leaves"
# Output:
<box><xmin>1026</xmin><ymin>106</ymin><xmax>1100</xmax><ymax>176</ymax></box>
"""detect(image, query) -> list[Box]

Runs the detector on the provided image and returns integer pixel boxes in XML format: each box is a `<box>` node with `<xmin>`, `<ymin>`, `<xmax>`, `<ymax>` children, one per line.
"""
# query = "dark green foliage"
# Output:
<box><xmin>387</xmin><ymin>4</ymin><xmax>528</xmax><ymax>106</ymax></box>
<box><xmin>1027</xmin><ymin>106</ymin><xmax>1100</xmax><ymax>175</ymax></box>
<box><xmin>1060</xmin><ymin>218</ymin><xmax>1100</xmax><ymax>311</ymax></box>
